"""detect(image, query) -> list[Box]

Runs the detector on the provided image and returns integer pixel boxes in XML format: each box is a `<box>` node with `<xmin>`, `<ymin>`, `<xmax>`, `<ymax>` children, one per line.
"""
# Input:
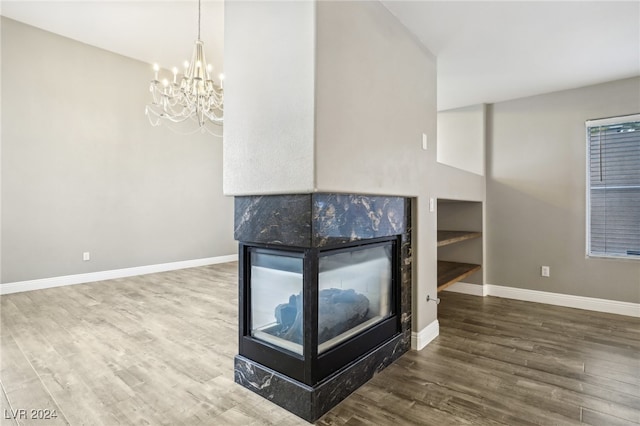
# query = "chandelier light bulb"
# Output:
<box><xmin>183</xmin><ymin>61</ymin><xmax>189</xmax><ymax>69</ymax></box>
<box><xmin>153</xmin><ymin>63</ymin><xmax>159</xmax><ymax>80</ymax></box>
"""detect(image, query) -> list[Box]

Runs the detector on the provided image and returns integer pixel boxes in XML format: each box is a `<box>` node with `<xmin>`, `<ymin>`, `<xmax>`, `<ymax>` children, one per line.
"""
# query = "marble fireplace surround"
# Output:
<box><xmin>233</xmin><ymin>193</ymin><xmax>412</xmax><ymax>422</ymax></box>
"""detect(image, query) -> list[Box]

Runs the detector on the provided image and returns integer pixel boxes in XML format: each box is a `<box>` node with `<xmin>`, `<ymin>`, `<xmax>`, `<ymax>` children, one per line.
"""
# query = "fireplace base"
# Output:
<box><xmin>233</xmin><ymin>193</ymin><xmax>412</xmax><ymax>422</ymax></box>
<box><xmin>234</xmin><ymin>331</ymin><xmax>409</xmax><ymax>423</ymax></box>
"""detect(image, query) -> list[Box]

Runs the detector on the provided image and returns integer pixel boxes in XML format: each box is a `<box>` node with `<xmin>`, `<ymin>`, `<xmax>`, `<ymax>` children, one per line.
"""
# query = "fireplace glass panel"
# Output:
<box><xmin>250</xmin><ymin>252</ymin><xmax>304</xmax><ymax>355</ymax></box>
<box><xmin>317</xmin><ymin>244</ymin><xmax>392</xmax><ymax>353</ymax></box>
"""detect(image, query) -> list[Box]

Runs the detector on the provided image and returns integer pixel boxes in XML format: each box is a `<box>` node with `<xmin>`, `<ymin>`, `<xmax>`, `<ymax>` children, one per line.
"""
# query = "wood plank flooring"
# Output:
<box><xmin>1</xmin><ymin>263</ymin><xmax>639</xmax><ymax>425</ymax></box>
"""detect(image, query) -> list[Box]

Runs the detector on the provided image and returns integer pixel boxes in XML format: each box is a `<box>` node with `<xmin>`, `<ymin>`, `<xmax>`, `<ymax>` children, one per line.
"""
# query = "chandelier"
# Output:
<box><xmin>145</xmin><ymin>0</ymin><xmax>223</xmax><ymax>135</ymax></box>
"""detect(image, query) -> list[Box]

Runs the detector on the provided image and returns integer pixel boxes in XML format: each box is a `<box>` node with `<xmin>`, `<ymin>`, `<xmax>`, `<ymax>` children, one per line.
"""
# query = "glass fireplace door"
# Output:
<box><xmin>241</xmin><ymin>238</ymin><xmax>400</xmax><ymax>386</ymax></box>
<box><xmin>250</xmin><ymin>251</ymin><xmax>304</xmax><ymax>355</ymax></box>
<box><xmin>317</xmin><ymin>244</ymin><xmax>393</xmax><ymax>353</ymax></box>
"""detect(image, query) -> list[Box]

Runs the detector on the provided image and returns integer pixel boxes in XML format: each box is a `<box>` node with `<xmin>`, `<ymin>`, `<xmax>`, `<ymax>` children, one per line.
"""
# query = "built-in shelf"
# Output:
<box><xmin>437</xmin><ymin>261</ymin><xmax>481</xmax><ymax>292</ymax></box>
<box><xmin>437</xmin><ymin>201</ymin><xmax>483</xmax><ymax>296</ymax></box>
<box><xmin>437</xmin><ymin>230</ymin><xmax>482</xmax><ymax>247</ymax></box>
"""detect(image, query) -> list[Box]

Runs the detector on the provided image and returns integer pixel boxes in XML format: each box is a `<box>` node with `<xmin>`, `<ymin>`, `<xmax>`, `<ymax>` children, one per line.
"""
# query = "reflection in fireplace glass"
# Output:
<box><xmin>318</xmin><ymin>244</ymin><xmax>392</xmax><ymax>353</ymax></box>
<box><xmin>250</xmin><ymin>252</ymin><xmax>304</xmax><ymax>355</ymax></box>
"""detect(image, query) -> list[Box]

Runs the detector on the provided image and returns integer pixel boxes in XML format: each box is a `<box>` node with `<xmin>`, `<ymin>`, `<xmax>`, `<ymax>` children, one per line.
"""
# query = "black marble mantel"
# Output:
<box><xmin>234</xmin><ymin>193</ymin><xmax>408</xmax><ymax>247</ymax></box>
<box><xmin>233</xmin><ymin>193</ymin><xmax>412</xmax><ymax>423</ymax></box>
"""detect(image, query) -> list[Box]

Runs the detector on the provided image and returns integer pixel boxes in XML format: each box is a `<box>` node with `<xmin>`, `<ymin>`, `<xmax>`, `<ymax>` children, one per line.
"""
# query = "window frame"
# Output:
<box><xmin>585</xmin><ymin>113</ymin><xmax>640</xmax><ymax>261</ymax></box>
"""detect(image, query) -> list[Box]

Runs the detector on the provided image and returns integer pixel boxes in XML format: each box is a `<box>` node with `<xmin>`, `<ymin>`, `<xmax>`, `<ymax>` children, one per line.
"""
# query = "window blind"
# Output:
<box><xmin>587</xmin><ymin>115</ymin><xmax>640</xmax><ymax>258</ymax></box>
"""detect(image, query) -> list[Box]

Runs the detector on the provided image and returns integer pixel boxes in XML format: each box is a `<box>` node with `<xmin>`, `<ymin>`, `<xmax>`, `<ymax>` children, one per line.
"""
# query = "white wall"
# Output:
<box><xmin>437</xmin><ymin>104</ymin><xmax>485</xmax><ymax>176</ymax></box>
<box><xmin>487</xmin><ymin>77</ymin><xmax>640</xmax><ymax>303</ymax></box>
<box><xmin>223</xmin><ymin>1</ymin><xmax>316</xmax><ymax>195</ymax></box>
<box><xmin>1</xmin><ymin>18</ymin><xmax>235</xmax><ymax>284</ymax></box>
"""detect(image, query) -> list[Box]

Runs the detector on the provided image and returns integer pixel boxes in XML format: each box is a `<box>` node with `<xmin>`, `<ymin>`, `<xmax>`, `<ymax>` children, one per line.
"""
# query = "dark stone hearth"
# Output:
<box><xmin>235</xmin><ymin>329</ymin><xmax>408</xmax><ymax>423</ymax></box>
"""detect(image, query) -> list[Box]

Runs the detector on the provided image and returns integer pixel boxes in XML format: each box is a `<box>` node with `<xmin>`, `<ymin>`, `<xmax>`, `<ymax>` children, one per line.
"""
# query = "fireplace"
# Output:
<box><xmin>234</xmin><ymin>194</ymin><xmax>411</xmax><ymax>422</ymax></box>
<box><xmin>241</xmin><ymin>237</ymin><xmax>400</xmax><ymax>384</ymax></box>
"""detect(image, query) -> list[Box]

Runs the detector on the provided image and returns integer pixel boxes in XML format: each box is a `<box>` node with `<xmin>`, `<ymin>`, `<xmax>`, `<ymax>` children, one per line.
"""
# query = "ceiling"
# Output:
<box><xmin>2</xmin><ymin>1</ymin><xmax>639</xmax><ymax>111</ymax></box>
<box><xmin>382</xmin><ymin>1</ymin><xmax>640</xmax><ymax>110</ymax></box>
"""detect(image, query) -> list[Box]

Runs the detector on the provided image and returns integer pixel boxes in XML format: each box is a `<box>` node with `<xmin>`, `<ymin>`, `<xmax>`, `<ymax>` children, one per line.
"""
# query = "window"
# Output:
<box><xmin>586</xmin><ymin>114</ymin><xmax>640</xmax><ymax>259</ymax></box>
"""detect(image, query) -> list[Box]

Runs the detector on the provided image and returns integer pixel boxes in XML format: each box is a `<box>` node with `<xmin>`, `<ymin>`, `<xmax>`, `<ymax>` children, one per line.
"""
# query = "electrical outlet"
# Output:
<box><xmin>83</xmin><ymin>252</ymin><xmax>91</xmax><ymax>261</ymax></box>
<box><xmin>422</xmin><ymin>133</ymin><xmax>428</xmax><ymax>150</ymax></box>
<box><xmin>541</xmin><ymin>266</ymin><xmax>550</xmax><ymax>277</ymax></box>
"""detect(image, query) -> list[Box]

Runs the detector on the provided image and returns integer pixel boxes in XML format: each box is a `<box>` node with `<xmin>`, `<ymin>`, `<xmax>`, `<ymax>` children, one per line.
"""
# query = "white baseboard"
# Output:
<box><xmin>442</xmin><ymin>282</ymin><xmax>639</xmax><ymax>318</ymax></box>
<box><xmin>443</xmin><ymin>281</ymin><xmax>486</xmax><ymax>296</ymax></box>
<box><xmin>0</xmin><ymin>254</ymin><xmax>238</xmax><ymax>295</ymax></box>
<box><xmin>485</xmin><ymin>284</ymin><xmax>640</xmax><ymax>318</ymax></box>
<box><xmin>411</xmin><ymin>319</ymin><xmax>439</xmax><ymax>351</ymax></box>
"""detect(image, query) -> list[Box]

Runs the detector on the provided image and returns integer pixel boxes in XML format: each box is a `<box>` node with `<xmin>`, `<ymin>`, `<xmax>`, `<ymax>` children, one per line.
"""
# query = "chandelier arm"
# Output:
<box><xmin>147</xmin><ymin>99</ymin><xmax>195</xmax><ymax>123</ymax></box>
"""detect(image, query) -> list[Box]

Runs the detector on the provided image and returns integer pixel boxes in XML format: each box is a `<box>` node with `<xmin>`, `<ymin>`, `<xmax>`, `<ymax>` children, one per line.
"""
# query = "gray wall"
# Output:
<box><xmin>487</xmin><ymin>77</ymin><xmax>640</xmax><ymax>303</ymax></box>
<box><xmin>314</xmin><ymin>1</ymin><xmax>438</xmax><ymax>333</ymax></box>
<box><xmin>315</xmin><ymin>1</ymin><xmax>434</xmax><ymax>197</ymax></box>
<box><xmin>1</xmin><ymin>18</ymin><xmax>235</xmax><ymax>283</ymax></box>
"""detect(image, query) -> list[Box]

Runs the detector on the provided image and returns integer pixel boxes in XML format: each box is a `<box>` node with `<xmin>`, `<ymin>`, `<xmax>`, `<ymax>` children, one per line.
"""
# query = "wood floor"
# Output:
<box><xmin>1</xmin><ymin>263</ymin><xmax>639</xmax><ymax>425</ymax></box>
